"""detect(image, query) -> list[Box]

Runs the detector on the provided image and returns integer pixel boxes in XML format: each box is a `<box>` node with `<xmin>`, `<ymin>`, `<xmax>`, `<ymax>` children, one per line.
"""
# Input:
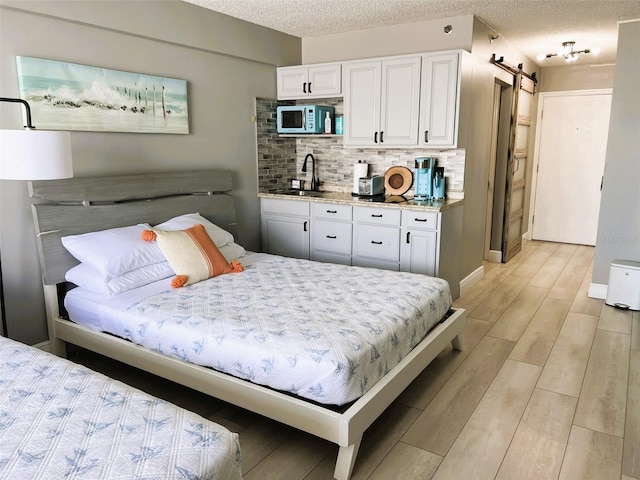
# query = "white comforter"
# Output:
<box><xmin>66</xmin><ymin>254</ymin><xmax>452</xmax><ymax>405</ymax></box>
<box><xmin>0</xmin><ymin>336</ymin><xmax>242</xmax><ymax>479</ymax></box>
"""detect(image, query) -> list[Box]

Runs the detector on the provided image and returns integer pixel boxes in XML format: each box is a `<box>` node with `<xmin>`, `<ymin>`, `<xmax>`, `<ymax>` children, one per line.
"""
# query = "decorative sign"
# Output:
<box><xmin>16</xmin><ymin>56</ymin><xmax>189</xmax><ymax>134</ymax></box>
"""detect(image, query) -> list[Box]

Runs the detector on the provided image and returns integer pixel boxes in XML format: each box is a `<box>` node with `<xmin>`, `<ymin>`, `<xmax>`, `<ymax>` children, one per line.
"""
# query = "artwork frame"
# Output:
<box><xmin>16</xmin><ymin>56</ymin><xmax>189</xmax><ymax>134</ymax></box>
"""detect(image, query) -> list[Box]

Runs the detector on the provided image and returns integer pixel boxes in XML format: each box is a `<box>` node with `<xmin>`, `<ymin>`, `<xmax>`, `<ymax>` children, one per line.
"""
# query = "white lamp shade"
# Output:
<box><xmin>0</xmin><ymin>129</ymin><xmax>73</xmax><ymax>180</ymax></box>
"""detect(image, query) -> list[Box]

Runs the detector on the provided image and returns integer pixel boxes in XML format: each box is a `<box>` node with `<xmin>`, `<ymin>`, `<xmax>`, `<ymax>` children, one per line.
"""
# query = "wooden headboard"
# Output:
<box><xmin>30</xmin><ymin>170</ymin><xmax>237</xmax><ymax>286</ymax></box>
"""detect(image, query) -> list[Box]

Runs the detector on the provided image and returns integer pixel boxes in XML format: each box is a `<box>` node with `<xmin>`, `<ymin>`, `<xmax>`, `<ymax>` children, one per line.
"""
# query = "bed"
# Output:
<box><xmin>0</xmin><ymin>335</ymin><xmax>243</xmax><ymax>479</ymax></box>
<box><xmin>29</xmin><ymin>169</ymin><xmax>466</xmax><ymax>480</ymax></box>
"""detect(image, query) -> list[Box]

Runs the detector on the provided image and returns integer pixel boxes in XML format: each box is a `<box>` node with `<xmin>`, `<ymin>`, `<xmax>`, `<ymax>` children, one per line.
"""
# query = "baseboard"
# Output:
<box><xmin>33</xmin><ymin>340</ymin><xmax>50</xmax><ymax>352</ymax></box>
<box><xmin>588</xmin><ymin>283</ymin><xmax>608</xmax><ymax>300</ymax></box>
<box><xmin>460</xmin><ymin>265</ymin><xmax>484</xmax><ymax>297</ymax></box>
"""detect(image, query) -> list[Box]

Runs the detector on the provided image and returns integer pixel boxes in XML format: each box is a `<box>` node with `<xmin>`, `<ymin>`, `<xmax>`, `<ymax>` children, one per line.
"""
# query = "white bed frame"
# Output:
<box><xmin>30</xmin><ymin>169</ymin><xmax>466</xmax><ymax>480</ymax></box>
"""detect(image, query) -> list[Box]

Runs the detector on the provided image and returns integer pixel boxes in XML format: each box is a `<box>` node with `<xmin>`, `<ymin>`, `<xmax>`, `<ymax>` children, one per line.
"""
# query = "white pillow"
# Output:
<box><xmin>154</xmin><ymin>213</ymin><xmax>234</xmax><ymax>248</ymax></box>
<box><xmin>61</xmin><ymin>224</ymin><xmax>166</xmax><ymax>280</ymax></box>
<box><xmin>218</xmin><ymin>242</ymin><xmax>246</xmax><ymax>262</ymax></box>
<box><xmin>66</xmin><ymin>262</ymin><xmax>174</xmax><ymax>295</ymax></box>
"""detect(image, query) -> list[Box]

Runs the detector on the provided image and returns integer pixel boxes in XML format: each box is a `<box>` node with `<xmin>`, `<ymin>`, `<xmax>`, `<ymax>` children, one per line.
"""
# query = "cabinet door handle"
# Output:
<box><xmin>374</xmin><ymin>132</ymin><xmax>378</xmax><ymax>143</ymax></box>
<box><xmin>371</xmin><ymin>240</ymin><xmax>383</xmax><ymax>245</ymax></box>
<box><xmin>406</xmin><ymin>232</ymin><xmax>411</xmax><ymax>243</ymax></box>
<box><xmin>371</xmin><ymin>214</ymin><xmax>383</xmax><ymax>218</ymax></box>
<box><xmin>326</xmin><ymin>209</ymin><xmax>337</xmax><ymax>214</ymax></box>
<box><xmin>414</xmin><ymin>217</ymin><xmax>428</xmax><ymax>222</ymax></box>
<box><xmin>303</xmin><ymin>82</ymin><xmax>307</xmax><ymax>94</ymax></box>
<box><xmin>424</xmin><ymin>130</ymin><xmax>429</xmax><ymax>143</ymax></box>
<box><xmin>308</xmin><ymin>82</ymin><xmax>312</xmax><ymax>94</ymax></box>
<box><xmin>380</xmin><ymin>131</ymin><xmax>384</xmax><ymax>143</ymax></box>
<box><xmin>304</xmin><ymin>221</ymin><xmax>308</xmax><ymax>232</ymax></box>
<box><xmin>326</xmin><ymin>235</ymin><xmax>337</xmax><ymax>239</ymax></box>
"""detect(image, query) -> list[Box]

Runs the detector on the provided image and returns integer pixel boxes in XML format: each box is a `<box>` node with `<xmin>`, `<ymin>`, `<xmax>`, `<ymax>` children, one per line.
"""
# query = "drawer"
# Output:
<box><xmin>312</xmin><ymin>202</ymin><xmax>352</xmax><ymax>221</ymax></box>
<box><xmin>355</xmin><ymin>206</ymin><xmax>401</xmax><ymax>226</ymax></box>
<box><xmin>354</xmin><ymin>224</ymin><xmax>400</xmax><ymax>261</ymax></box>
<box><xmin>313</xmin><ymin>219</ymin><xmax>352</xmax><ymax>255</ymax></box>
<box><xmin>402</xmin><ymin>210</ymin><xmax>438</xmax><ymax>229</ymax></box>
<box><xmin>262</xmin><ymin>198</ymin><xmax>309</xmax><ymax>216</ymax></box>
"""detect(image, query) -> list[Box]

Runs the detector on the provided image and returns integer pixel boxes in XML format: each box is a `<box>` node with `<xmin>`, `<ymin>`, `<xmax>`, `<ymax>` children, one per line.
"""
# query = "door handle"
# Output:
<box><xmin>406</xmin><ymin>232</ymin><xmax>411</xmax><ymax>243</ymax></box>
<box><xmin>303</xmin><ymin>83</ymin><xmax>307</xmax><ymax>94</ymax></box>
<box><xmin>424</xmin><ymin>130</ymin><xmax>429</xmax><ymax>143</ymax></box>
<box><xmin>374</xmin><ymin>132</ymin><xmax>378</xmax><ymax>143</ymax></box>
<box><xmin>380</xmin><ymin>131</ymin><xmax>384</xmax><ymax>143</ymax></box>
<box><xmin>304</xmin><ymin>221</ymin><xmax>308</xmax><ymax>232</ymax></box>
<box><xmin>308</xmin><ymin>82</ymin><xmax>312</xmax><ymax>94</ymax></box>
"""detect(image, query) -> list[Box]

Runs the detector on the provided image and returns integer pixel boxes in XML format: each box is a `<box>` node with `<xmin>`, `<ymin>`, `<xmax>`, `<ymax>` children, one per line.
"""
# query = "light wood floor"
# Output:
<box><xmin>73</xmin><ymin>240</ymin><xmax>640</xmax><ymax>480</ymax></box>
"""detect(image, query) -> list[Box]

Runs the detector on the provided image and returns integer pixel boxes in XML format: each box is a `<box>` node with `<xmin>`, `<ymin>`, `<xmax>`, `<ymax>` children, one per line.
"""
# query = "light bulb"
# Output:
<box><xmin>536</xmin><ymin>53</ymin><xmax>547</xmax><ymax>61</ymax></box>
<box><xmin>591</xmin><ymin>46</ymin><xmax>601</xmax><ymax>55</ymax></box>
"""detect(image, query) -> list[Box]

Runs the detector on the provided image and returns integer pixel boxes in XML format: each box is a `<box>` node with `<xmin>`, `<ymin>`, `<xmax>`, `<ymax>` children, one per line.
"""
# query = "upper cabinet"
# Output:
<box><xmin>343</xmin><ymin>56</ymin><xmax>421</xmax><ymax>147</ymax></box>
<box><xmin>277</xmin><ymin>63</ymin><xmax>342</xmax><ymax>100</ymax></box>
<box><xmin>419</xmin><ymin>52</ymin><xmax>462</xmax><ymax>148</ymax></box>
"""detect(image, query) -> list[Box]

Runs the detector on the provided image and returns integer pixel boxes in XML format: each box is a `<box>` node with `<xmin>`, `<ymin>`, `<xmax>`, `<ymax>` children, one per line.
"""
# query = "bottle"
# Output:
<box><xmin>324</xmin><ymin>111</ymin><xmax>331</xmax><ymax>134</ymax></box>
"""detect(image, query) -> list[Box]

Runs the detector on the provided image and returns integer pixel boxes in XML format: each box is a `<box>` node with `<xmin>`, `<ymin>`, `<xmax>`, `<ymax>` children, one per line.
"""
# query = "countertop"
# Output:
<box><xmin>258</xmin><ymin>190</ymin><xmax>464</xmax><ymax>212</ymax></box>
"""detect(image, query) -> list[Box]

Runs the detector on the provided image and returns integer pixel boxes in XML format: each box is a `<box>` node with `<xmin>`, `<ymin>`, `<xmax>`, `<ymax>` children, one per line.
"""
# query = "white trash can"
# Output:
<box><xmin>605</xmin><ymin>260</ymin><xmax>640</xmax><ymax>310</ymax></box>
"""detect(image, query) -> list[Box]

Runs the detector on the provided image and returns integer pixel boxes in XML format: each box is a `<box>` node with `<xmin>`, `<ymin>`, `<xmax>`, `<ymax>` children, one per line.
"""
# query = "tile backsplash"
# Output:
<box><xmin>256</xmin><ymin>97</ymin><xmax>465</xmax><ymax>197</ymax></box>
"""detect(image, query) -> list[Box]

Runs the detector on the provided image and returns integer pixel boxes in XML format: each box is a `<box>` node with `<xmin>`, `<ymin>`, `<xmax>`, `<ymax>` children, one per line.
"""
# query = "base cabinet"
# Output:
<box><xmin>261</xmin><ymin>198</ymin><xmax>461</xmax><ymax>297</ymax></box>
<box><xmin>261</xmin><ymin>198</ymin><xmax>310</xmax><ymax>259</ymax></box>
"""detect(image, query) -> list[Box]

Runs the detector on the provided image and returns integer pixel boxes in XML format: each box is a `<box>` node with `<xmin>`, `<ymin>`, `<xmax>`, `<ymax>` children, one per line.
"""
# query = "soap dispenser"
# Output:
<box><xmin>324</xmin><ymin>111</ymin><xmax>332</xmax><ymax>134</ymax></box>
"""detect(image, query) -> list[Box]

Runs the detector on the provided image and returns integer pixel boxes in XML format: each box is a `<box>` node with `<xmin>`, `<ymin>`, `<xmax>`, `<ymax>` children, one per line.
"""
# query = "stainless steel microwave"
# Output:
<box><xmin>276</xmin><ymin>105</ymin><xmax>334</xmax><ymax>134</ymax></box>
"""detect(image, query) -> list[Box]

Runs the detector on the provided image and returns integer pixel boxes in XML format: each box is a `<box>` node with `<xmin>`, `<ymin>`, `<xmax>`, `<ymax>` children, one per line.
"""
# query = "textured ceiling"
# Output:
<box><xmin>183</xmin><ymin>0</ymin><xmax>640</xmax><ymax>66</ymax></box>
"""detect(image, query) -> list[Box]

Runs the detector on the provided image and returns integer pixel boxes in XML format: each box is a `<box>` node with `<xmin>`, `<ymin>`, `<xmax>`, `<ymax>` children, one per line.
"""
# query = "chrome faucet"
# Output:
<box><xmin>302</xmin><ymin>153</ymin><xmax>319</xmax><ymax>191</ymax></box>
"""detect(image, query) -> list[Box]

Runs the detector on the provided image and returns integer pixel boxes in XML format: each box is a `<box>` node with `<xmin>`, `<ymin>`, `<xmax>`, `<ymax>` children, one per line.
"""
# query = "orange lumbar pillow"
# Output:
<box><xmin>142</xmin><ymin>223</ymin><xmax>243</xmax><ymax>288</ymax></box>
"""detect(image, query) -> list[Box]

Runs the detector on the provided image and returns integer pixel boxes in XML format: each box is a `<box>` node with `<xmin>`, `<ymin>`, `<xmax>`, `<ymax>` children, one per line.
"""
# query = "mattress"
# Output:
<box><xmin>0</xmin><ymin>336</ymin><xmax>242</xmax><ymax>480</ymax></box>
<box><xmin>65</xmin><ymin>253</ymin><xmax>452</xmax><ymax>405</ymax></box>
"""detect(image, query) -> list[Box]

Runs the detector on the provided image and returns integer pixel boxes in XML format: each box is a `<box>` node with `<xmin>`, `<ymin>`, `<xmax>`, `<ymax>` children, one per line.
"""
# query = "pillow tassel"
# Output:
<box><xmin>171</xmin><ymin>275</ymin><xmax>188</xmax><ymax>288</ymax></box>
<box><xmin>231</xmin><ymin>260</ymin><xmax>244</xmax><ymax>273</ymax></box>
<box><xmin>142</xmin><ymin>230</ymin><xmax>157</xmax><ymax>242</ymax></box>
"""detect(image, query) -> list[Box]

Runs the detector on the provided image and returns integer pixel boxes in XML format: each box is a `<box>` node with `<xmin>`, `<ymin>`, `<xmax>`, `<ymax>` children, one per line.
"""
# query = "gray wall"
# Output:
<box><xmin>539</xmin><ymin>64</ymin><xmax>615</xmax><ymax>92</ymax></box>
<box><xmin>0</xmin><ymin>0</ymin><xmax>300</xmax><ymax>344</ymax></box>
<box><xmin>593</xmin><ymin>19</ymin><xmax>640</xmax><ymax>285</ymax></box>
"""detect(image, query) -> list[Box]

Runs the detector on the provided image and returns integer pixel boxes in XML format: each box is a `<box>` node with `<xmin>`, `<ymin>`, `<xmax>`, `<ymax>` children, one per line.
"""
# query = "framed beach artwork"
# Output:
<box><xmin>16</xmin><ymin>56</ymin><xmax>189</xmax><ymax>134</ymax></box>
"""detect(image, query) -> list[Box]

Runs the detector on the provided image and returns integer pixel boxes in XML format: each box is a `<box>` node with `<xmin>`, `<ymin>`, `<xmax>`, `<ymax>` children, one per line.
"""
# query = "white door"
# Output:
<box><xmin>531</xmin><ymin>91</ymin><xmax>612</xmax><ymax>245</ymax></box>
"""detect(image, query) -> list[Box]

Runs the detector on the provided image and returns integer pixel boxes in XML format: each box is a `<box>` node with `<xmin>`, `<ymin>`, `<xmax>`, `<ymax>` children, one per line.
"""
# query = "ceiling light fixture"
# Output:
<box><xmin>537</xmin><ymin>41</ymin><xmax>595</xmax><ymax>63</ymax></box>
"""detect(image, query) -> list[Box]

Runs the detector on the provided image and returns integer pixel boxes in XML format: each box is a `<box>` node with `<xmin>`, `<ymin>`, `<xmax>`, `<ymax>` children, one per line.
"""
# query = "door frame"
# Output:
<box><xmin>527</xmin><ymin>88</ymin><xmax>612</xmax><ymax>241</ymax></box>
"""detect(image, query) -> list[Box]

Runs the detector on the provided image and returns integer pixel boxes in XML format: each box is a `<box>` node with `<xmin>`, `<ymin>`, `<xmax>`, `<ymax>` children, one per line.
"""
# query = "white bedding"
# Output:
<box><xmin>0</xmin><ymin>336</ymin><xmax>242</xmax><ymax>479</ymax></box>
<box><xmin>65</xmin><ymin>253</ymin><xmax>452</xmax><ymax>405</ymax></box>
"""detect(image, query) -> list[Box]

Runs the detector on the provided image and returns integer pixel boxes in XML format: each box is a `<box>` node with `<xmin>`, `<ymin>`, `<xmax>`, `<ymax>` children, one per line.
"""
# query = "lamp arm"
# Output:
<box><xmin>0</xmin><ymin>97</ymin><xmax>35</xmax><ymax>129</ymax></box>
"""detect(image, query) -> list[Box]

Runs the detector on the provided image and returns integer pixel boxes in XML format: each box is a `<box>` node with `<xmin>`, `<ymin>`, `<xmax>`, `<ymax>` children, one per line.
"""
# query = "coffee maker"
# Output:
<box><xmin>414</xmin><ymin>157</ymin><xmax>436</xmax><ymax>200</ymax></box>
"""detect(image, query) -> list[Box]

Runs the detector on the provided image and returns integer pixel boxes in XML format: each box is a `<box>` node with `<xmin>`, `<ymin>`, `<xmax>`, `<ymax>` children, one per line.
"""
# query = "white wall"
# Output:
<box><xmin>0</xmin><ymin>0</ymin><xmax>300</xmax><ymax>344</ymax></box>
<box><xmin>592</xmin><ymin>19</ymin><xmax>640</xmax><ymax>287</ymax></box>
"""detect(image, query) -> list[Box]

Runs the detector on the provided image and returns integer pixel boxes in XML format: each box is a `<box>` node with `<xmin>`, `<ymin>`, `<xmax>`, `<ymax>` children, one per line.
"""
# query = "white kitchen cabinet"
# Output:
<box><xmin>352</xmin><ymin>206</ymin><xmax>401</xmax><ymax>271</ymax></box>
<box><xmin>261</xmin><ymin>198</ymin><xmax>310</xmax><ymax>259</ymax></box>
<box><xmin>400</xmin><ymin>211</ymin><xmax>439</xmax><ymax>276</ymax></box>
<box><xmin>311</xmin><ymin>203</ymin><xmax>352</xmax><ymax>265</ymax></box>
<box><xmin>277</xmin><ymin>63</ymin><xmax>342</xmax><ymax>100</ymax></box>
<box><xmin>419</xmin><ymin>51</ymin><xmax>461</xmax><ymax>148</ymax></box>
<box><xmin>343</xmin><ymin>56</ymin><xmax>421</xmax><ymax>147</ymax></box>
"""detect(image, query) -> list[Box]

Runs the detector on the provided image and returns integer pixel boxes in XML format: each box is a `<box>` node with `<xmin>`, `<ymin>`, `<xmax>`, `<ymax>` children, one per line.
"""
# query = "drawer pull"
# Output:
<box><xmin>326</xmin><ymin>235</ymin><xmax>337</xmax><ymax>239</ymax></box>
<box><xmin>414</xmin><ymin>217</ymin><xmax>428</xmax><ymax>222</ymax></box>
<box><xmin>371</xmin><ymin>214</ymin><xmax>383</xmax><ymax>218</ymax></box>
<box><xmin>326</xmin><ymin>210</ymin><xmax>338</xmax><ymax>214</ymax></box>
<box><xmin>371</xmin><ymin>240</ymin><xmax>383</xmax><ymax>245</ymax></box>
